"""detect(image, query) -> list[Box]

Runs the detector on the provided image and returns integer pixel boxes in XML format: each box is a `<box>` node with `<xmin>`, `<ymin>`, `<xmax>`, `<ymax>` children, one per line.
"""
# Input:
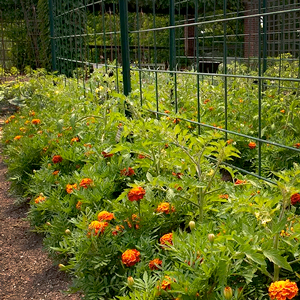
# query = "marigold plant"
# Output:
<box><xmin>79</xmin><ymin>178</ymin><xmax>93</xmax><ymax>188</ymax></box>
<box><xmin>291</xmin><ymin>193</ymin><xmax>300</xmax><ymax>206</ymax></box>
<box><xmin>66</xmin><ymin>183</ymin><xmax>78</xmax><ymax>194</ymax></box>
<box><xmin>97</xmin><ymin>211</ymin><xmax>115</xmax><ymax>222</ymax></box>
<box><xmin>248</xmin><ymin>142</ymin><xmax>256</xmax><ymax>149</ymax></box>
<box><xmin>160</xmin><ymin>233</ymin><xmax>173</xmax><ymax>247</ymax></box>
<box><xmin>52</xmin><ymin>155</ymin><xmax>63</xmax><ymax>164</ymax></box>
<box><xmin>31</xmin><ymin>119</ymin><xmax>41</xmax><ymax>125</ymax></box>
<box><xmin>120</xmin><ymin>167</ymin><xmax>135</xmax><ymax>176</ymax></box>
<box><xmin>121</xmin><ymin>249</ymin><xmax>140</xmax><ymax>267</ymax></box>
<box><xmin>128</xmin><ymin>186</ymin><xmax>146</xmax><ymax>202</ymax></box>
<box><xmin>149</xmin><ymin>258</ymin><xmax>162</xmax><ymax>270</ymax></box>
<box><xmin>88</xmin><ymin>221</ymin><xmax>109</xmax><ymax>236</ymax></box>
<box><xmin>156</xmin><ymin>202</ymin><xmax>175</xmax><ymax>214</ymax></box>
<box><xmin>269</xmin><ymin>280</ymin><xmax>298</xmax><ymax>300</ymax></box>
<box><xmin>34</xmin><ymin>194</ymin><xmax>46</xmax><ymax>204</ymax></box>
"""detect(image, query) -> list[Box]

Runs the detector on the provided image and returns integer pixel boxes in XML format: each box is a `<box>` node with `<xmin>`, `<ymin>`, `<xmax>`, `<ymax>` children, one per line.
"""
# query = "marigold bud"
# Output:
<box><xmin>46</xmin><ymin>222</ymin><xmax>51</xmax><ymax>226</ymax></box>
<box><xmin>224</xmin><ymin>286</ymin><xmax>233</xmax><ymax>299</ymax></box>
<box><xmin>65</xmin><ymin>229</ymin><xmax>71</xmax><ymax>235</ymax></box>
<box><xmin>127</xmin><ymin>276</ymin><xmax>134</xmax><ymax>287</ymax></box>
<box><xmin>58</xmin><ymin>264</ymin><xmax>65</xmax><ymax>269</ymax></box>
<box><xmin>208</xmin><ymin>233</ymin><xmax>215</xmax><ymax>243</ymax></box>
<box><xmin>189</xmin><ymin>221</ymin><xmax>196</xmax><ymax>230</ymax></box>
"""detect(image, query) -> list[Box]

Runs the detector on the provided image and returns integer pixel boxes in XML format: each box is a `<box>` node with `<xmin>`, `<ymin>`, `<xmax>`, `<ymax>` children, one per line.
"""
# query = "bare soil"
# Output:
<box><xmin>0</xmin><ymin>107</ymin><xmax>82</xmax><ymax>300</ymax></box>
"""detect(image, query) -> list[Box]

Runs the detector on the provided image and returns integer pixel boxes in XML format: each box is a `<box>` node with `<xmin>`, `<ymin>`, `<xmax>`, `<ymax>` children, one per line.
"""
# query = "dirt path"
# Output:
<box><xmin>0</xmin><ymin>113</ymin><xmax>82</xmax><ymax>300</ymax></box>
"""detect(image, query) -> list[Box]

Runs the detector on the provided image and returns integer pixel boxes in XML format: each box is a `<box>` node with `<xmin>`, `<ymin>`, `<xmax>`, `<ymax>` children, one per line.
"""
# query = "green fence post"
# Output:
<box><xmin>48</xmin><ymin>0</ymin><xmax>56</xmax><ymax>71</ymax></box>
<box><xmin>119</xmin><ymin>0</ymin><xmax>131</xmax><ymax>96</ymax></box>
<box><xmin>169</xmin><ymin>0</ymin><xmax>175</xmax><ymax>72</ymax></box>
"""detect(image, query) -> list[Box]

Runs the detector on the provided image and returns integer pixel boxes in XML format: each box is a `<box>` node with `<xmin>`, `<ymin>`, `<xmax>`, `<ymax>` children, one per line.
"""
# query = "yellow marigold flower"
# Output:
<box><xmin>97</xmin><ymin>211</ymin><xmax>115</xmax><ymax>222</ymax></box>
<box><xmin>269</xmin><ymin>280</ymin><xmax>298</xmax><ymax>300</ymax></box>
<box><xmin>156</xmin><ymin>202</ymin><xmax>175</xmax><ymax>214</ymax></box>
<box><xmin>121</xmin><ymin>249</ymin><xmax>140</xmax><ymax>267</ymax></box>
<box><xmin>88</xmin><ymin>221</ymin><xmax>108</xmax><ymax>236</ymax></box>
<box><xmin>66</xmin><ymin>183</ymin><xmax>78</xmax><ymax>194</ymax></box>
<box><xmin>34</xmin><ymin>194</ymin><xmax>46</xmax><ymax>204</ymax></box>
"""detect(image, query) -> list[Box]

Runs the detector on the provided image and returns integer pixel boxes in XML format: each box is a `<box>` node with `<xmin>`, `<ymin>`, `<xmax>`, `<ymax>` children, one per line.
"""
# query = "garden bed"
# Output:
<box><xmin>1</xmin><ymin>69</ymin><xmax>300</xmax><ymax>300</ymax></box>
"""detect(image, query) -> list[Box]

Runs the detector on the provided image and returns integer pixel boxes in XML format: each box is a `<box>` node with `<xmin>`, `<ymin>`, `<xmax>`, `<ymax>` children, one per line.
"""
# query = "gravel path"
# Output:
<box><xmin>0</xmin><ymin>113</ymin><xmax>82</xmax><ymax>300</ymax></box>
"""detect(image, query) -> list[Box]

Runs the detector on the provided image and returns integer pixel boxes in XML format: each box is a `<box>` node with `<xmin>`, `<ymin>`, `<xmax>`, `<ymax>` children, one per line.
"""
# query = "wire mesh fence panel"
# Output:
<box><xmin>4</xmin><ymin>0</ymin><xmax>295</xmax><ymax>181</ymax></box>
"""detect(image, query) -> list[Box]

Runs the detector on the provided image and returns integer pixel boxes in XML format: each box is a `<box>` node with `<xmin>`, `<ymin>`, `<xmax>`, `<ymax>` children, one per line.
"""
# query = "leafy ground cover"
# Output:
<box><xmin>1</xmin><ymin>67</ymin><xmax>300</xmax><ymax>300</ymax></box>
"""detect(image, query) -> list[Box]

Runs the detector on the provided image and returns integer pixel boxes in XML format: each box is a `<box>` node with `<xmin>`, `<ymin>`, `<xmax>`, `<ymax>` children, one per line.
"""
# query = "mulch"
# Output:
<box><xmin>0</xmin><ymin>106</ymin><xmax>82</xmax><ymax>300</ymax></box>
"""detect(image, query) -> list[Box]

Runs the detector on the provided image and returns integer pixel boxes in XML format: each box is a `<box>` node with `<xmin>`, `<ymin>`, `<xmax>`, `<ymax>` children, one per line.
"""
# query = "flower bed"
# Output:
<box><xmin>1</xmin><ymin>70</ymin><xmax>300</xmax><ymax>299</ymax></box>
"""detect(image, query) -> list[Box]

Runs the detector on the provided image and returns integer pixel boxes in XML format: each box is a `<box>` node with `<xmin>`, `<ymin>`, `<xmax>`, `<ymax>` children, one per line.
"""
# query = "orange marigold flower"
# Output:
<box><xmin>128</xmin><ymin>186</ymin><xmax>146</xmax><ymax>202</ymax></box>
<box><xmin>84</xmin><ymin>143</ymin><xmax>92</xmax><ymax>148</ymax></box>
<box><xmin>88</xmin><ymin>221</ymin><xmax>108</xmax><ymax>236</ymax></box>
<box><xmin>66</xmin><ymin>183</ymin><xmax>78</xmax><ymax>194</ymax></box>
<box><xmin>173</xmin><ymin>118</ymin><xmax>180</xmax><ymax>124</ymax></box>
<box><xmin>97</xmin><ymin>211</ymin><xmax>115</xmax><ymax>222</ymax></box>
<box><xmin>204</xmin><ymin>99</ymin><xmax>210</xmax><ymax>104</ymax></box>
<box><xmin>174</xmin><ymin>184</ymin><xmax>182</xmax><ymax>191</ymax></box>
<box><xmin>235</xmin><ymin>179</ymin><xmax>246</xmax><ymax>185</ymax></box>
<box><xmin>29</xmin><ymin>111</ymin><xmax>35</xmax><ymax>116</ymax></box>
<box><xmin>291</xmin><ymin>193</ymin><xmax>300</xmax><ymax>206</ymax></box>
<box><xmin>219</xmin><ymin>194</ymin><xmax>229</xmax><ymax>199</ymax></box>
<box><xmin>112</xmin><ymin>225</ymin><xmax>124</xmax><ymax>236</ymax></box>
<box><xmin>76</xmin><ymin>200</ymin><xmax>82</xmax><ymax>210</ymax></box>
<box><xmin>120</xmin><ymin>167</ymin><xmax>135</xmax><ymax>177</ymax></box>
<box><xmin>121</xmin><ymin>249</ymin><xmax>140</xmax><ymax>267</ymax></box>
<box><xmin>269</xmin><ymin>280</ymin><xmax>298</xmax><ymax>300</ymax></box>
<box><xmin>79</xmin><ymin>178</ymin><xmax>93</xmax><ymax>188</ymax></box>
<box><xmin>149</xmin><ymin>258</ymin><xmax>162</xmax><ymax>270</ymax></box>
<box><xmin>280</xmin><ymin>109</ymin><xmax>285</xmax><ymax>113</ymax></box>
<box><xmin>52</xmin><ymin>170</ymin><xmax>59</xmax><ymax>175</ymax></box>
<box><xmin>164</xmin><ymin>110</ymin><xmax>170</xmax><ymax>114</ymax></box>
<box><xmin>138</xmin><ymin>154</ymin><xmax>146</xmax><ymax>159</ymax></box>
<box><xmin>208</xmin><ymin>106</ymin><xmax>214</xmax><ymax>111</ymax></box>
<box><xmin>71</xmin><ymin>137</ymin><xmax>80</xmax><ymax>143</ymax></box>
<box><xmin>156</xmin><ymin>202</ymin><xmax>175</xmax><ymax>214</ymax></box>
<box><xmin>52</xmin><ymin>155</ymin><xmax>63</xmax><ymax>164</ymax></box>
<box><xmin>14</xmin><ymin>135</ymin><xmax>22</xmax><ymax>140</ymax></box>
<box><xmin>19</xmin><ymin>127</ymin><xmax>26</xmax><ymax>132</ymax></box>
<box><xmin>34</xmin><ymin>194</ymin><xmax>46</xmax><ymax>204</ymax></box>
<box><xmin>248</xmin><ymin>142</ymin><xmax>256</xmax><ymax>149</ymax></box>
<box><xmin>31</xmin><ymin>119</ymin><xmax>41</xmax><ymax>125</ymax></box>
<box><xmin>160</xmin><ymin>233</ymin><xmax>173</xmax><ymax>247</ymax></box>
<box><xmin>160</xmin><ymin>276</ymin><xmax>173</xmax><ymax>290</ymax></box>
<box><xmin>102</xmin><ymin>151</ymin><xmax>114</xmax><ymax>158</ymax></box>
<box><xmin>294</xmin><ymin>143</ymin><xmax>300</xmax><ymax>149</ymax></box>
<box><xmin>227</xmin><ymin>139</ymin><xmax>233</xmax><ymax>145</ymax></box>
<box><xmin>172</xmin><ymin>172</ymin><xmax>183</xmax><ymax>179</ymax></box>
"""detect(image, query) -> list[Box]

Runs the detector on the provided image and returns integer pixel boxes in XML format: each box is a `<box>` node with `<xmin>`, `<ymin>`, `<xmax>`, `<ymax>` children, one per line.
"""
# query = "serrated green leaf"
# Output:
<box><xmin>263</xmin><ymin>250</ymin><xmax>292</xmax><ymax>271</ymax></box>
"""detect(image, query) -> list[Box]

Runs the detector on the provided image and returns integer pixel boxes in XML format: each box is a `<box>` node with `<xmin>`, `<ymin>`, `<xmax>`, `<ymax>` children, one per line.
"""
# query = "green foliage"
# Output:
<box><xmin>1</xmin><ymin>66</ymin><xmax>300</xmax><ymax>299</ymax></box>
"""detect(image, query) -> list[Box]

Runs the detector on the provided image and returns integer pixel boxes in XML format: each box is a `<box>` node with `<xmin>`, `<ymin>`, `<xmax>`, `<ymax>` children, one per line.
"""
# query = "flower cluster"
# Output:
<box><xmin>160</xmin><ymin>233</ymin><xmax>173</xmax><ymax>247</ymax></box>
<box><xmin>121</xmin><ymin>249</ymin><xmax>140</xmax><ymax>267</ymax></box>
<box><xmin>97</xmin><ymin>211</ymin><xmax>115</xmax><ymax>222</ymax></box>
<box><xmin>269</xmin><ymin>280</ymin><xmax>298</xmax><ymax>300</ymax></box>
<box><xmin>34</xmin><ymin>194</ymin><xmax>46</xmax><ymax>204</ymax></box>
<box><xmin>66</xmin><ymin>183</ymin><xmax>78</xmax><ymax>194</ymax></box>
<box><xmin>128</xmin><ymin>187</ymin><xmax>146</xmax><ymax>202</ymax></box>
<box><xmin>52</xmin><ymin>155</ymin><xmax>63</xmax><ymax>164</ymax></box>
<box><xmin>120</xmin><ymin>167</ymin><xmax>135</xmax><ymax>177</ymax></box>
<box><xmin>156</xmin><ymin>202</ymin><xmax>175</xmax><ymax>214</ymax></box>
<box><xmin>291</xmin><ymin>193</ymin><xmax>300</xmax><ymax>206</ymax></box>
<box><xmin>149</xmin><ymin>258</ymin><xmax>162</xmax><ymax>270</ymax></box>
<box><xmin>79</xmin><ymin>178</ymin><xmax>93</xmax><ymax>188</ymax></box>
<box><xmin>88</xmin><ymin>221</ymin><xmax>109</xmax><ymax>236</ymax></box>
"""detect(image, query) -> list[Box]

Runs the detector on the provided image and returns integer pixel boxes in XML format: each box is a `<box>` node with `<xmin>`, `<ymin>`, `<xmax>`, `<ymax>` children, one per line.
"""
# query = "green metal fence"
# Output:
<box><xmin>40</xmin><ymin>0</ymin><xmax>300</xmax><ymax>181</ymax></box>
